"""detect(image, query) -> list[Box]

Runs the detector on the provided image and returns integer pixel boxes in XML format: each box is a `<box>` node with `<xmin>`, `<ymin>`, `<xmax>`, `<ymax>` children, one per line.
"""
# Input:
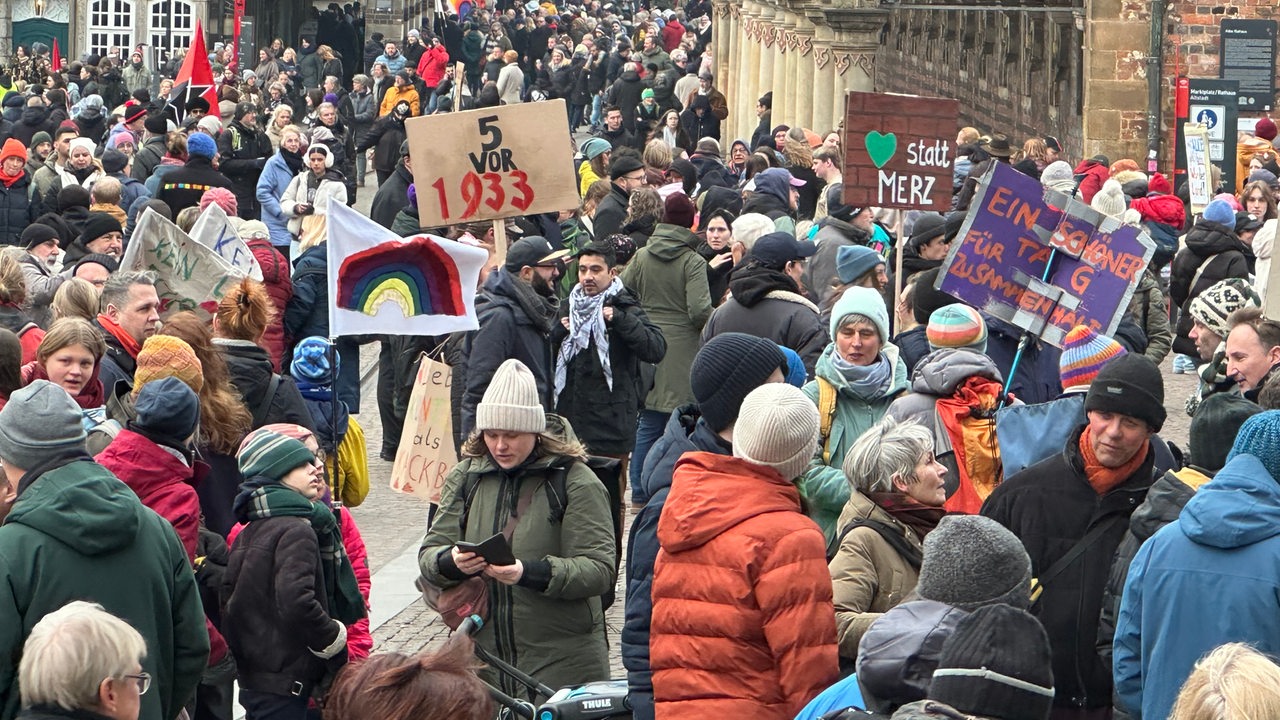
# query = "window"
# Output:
<box><xmin>89</xmin><ymin>0</ymin><xmax>135</xmax><ymax>59</ymax></box>
<box><xmin>149</xmin><ymin>0</ymin><xmax>195</xmax><ymax>61</ymax></box>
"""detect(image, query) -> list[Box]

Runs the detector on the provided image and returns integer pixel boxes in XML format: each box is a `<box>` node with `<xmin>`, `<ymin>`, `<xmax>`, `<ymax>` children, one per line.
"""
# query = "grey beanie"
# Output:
<box><xmin>476</xmin><ymin>359</ymin><xmax>546</xmax><ymax>433</ymax></box>
<box><xmin>916</xmin><ymin>515</ymin><xmax>1032</xmax><ymax>611</ymax></box>
<box><xmin>0</xmin><ymin>380</ymin><xmax>88</xmax><ymax>472</ymax></box>
<box><xmin>732</xmin><ymin>384</ymin><xmax>819</xmax><ymax>481</ymax></box>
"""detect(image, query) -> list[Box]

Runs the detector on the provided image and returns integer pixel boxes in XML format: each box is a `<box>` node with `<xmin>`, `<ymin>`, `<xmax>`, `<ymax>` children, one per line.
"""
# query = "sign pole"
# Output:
<box><xmin>893</xmin><ymin>211</ymin><xmax>905</xmax><ymax>328</ymax></box>
<box><xmin>453</xmin><ymin>62</ymin><xmax>465</xmax><ymax>110</ymax></box>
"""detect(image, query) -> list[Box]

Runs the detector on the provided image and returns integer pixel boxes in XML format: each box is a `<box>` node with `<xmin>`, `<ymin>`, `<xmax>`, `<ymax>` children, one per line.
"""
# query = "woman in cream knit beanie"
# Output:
<box><xmin>476</xmin><ymin>359</ymin><xmax>546</xmax><ymax>435</ymax></box>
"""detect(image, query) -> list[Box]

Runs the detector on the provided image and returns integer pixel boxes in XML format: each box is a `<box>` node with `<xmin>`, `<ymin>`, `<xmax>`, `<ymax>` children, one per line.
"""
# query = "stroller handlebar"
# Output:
<box><xmin>458</xmin><ymin>614</ymin><xmax>484</xmax><ymax>637</ymax></box>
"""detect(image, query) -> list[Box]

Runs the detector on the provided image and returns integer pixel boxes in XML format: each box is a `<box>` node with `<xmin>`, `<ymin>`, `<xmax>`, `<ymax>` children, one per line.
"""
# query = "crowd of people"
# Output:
<box><xmin>5</xmin><ymin>1</ymin><xmax>1280</xmax><ymax>720</ymax></box>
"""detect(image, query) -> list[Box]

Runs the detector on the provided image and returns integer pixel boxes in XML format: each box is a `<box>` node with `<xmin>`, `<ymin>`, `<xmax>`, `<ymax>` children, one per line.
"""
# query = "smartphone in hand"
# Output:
<box><xmin>456</xmin><ymin>533</ymin><xmax>516</xmax><ymax>566</ymax></box>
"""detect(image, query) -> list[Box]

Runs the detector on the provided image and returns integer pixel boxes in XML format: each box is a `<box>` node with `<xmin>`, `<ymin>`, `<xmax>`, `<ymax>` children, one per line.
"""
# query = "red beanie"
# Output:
<box><xmin>1256</xmin><ymin>117</ymin><xmax>1278</xmax><ymax>141</ymax></box>
<box><xmin>1147</xmin><ymin>171</ymin><xmax>1172</xmax><ymax>195</ymax></box>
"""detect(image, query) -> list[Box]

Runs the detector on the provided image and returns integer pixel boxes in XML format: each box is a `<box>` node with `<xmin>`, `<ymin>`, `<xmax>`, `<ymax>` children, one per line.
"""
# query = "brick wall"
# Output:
<box><xmin>875</xmin><ymin>6</ymin><xmax>1085</xmax><ymax>159</ymax></box>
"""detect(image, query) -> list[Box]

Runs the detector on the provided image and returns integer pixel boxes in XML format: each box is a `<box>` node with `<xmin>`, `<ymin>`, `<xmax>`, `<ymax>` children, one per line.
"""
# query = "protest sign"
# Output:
<box><xmin>326</xmin><ymin>202</ymin><xmax>488</xmax><ymax>337</ymax></box>
<box><xmin>841</xmin><ymin>92</ymin><xmax>959</xmax><ymax>212</ymax></box>
<box><xmin>1183</xmin><ymin>123</ymin><xmax>1213</xmax><ymax>214</ymax></box>
<box><xmin>937</xmin><ymin>162</ymin><xmax>1156</xmax><ymax>347</ymax></box>
<box><xmin>188</xmin><ymin>203</ymin><xmax>264</xmax><ymax>281</ymax></box>
<box><xmin>118</xmin><ymin>208</ymin><xmax>244</xmax><ymax>320</ymax></box>
<box><xmin>405</xmin><ymin>100</ymin><xmax>578</xmax><ymax>227</ymax></box>
<box><xmin>390</xmin><ymin>354</ymin><xmax>456</xmax><ymax>504</ymax></box>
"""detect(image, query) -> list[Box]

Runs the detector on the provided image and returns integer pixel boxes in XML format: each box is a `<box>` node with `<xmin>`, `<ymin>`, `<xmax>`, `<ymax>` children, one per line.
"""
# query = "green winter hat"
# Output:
<box><xmin>237</xmin><ymin>430</ymin><xmax>315</xmax><ymax>481</ymax></box>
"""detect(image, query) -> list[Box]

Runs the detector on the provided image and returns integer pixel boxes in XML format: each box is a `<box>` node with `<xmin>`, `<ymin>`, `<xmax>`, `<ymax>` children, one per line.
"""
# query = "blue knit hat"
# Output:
<box><xmin>291</xmin><ymin>336</ymin><xmax>338</xmax><ymax>384</ymax></box>
<box><xmin>836</xmin><ymin>245</ymin><xmax>885</xmax><ymax>285</ymax></box>
<box><xmin>1202</xmin><ymin>198</ymin><xmax>1236</xmax><ymax>226</ymax></box>
<box><xmin>186</xmin><ymin>131</ymin><xmax>217</xmax><ymax>159</ymax></box>
<box><xmin>778</xmin><ymin>345</ymin><xmax>807</xmax><ymax>387</ymax></box>
<box><xmin>830</xmin><ymin>286</ymin><xmax>890</xmax><ymax>342</ymax></box>
<box><xmin>1226</xmin><ymin>410</ymin><xmax>1280</xmax><ymax>482</ymax></box>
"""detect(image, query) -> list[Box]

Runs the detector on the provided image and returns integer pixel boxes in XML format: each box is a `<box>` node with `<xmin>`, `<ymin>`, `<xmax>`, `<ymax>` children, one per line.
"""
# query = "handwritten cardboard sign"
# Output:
<box><xmin>936</xmin><ymin>162</ymin><xmax>1156</xmax><ymax>347</ymax></box>
<box><xmin>188</xmin><ymin>203</ymin><xmax>264</xmax><ymax>281</ymax></box>
<box><xmin>406</xmin><ymin>99</ymin><xmax>578</xmax><ymax>228</ymax></box>
<box><xmin>390</xmin><ymin>354</ymin><xmax>458</xmax><ymax>504</ymax></box>
<box><xmin>842</xmin><ymin>91</ymin><xmax>959</xmax><ymax>211</ymax></box>
<box><xmin>1183</xmin><ymin>123</ymin><xmax>1213</xmax><ymax>214</ymax></box>
<box><xmin>118</xmin><ymin>208</ymin><xmax>245</xmax><ymax>320</ymax></box>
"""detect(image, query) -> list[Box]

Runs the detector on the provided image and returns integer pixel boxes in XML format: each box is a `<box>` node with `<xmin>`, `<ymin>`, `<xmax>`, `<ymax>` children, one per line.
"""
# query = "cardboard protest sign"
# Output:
<box><xmin>1183</xmin><ymin>123</ymin><xmax>1213</xmax><ymax>214</ymax></box>
<box><xmin>937</xmin><ymin>162</ymin><xmax>1156</xmax><ymax>347</ymax></box>
<box><xmin>842</xmin><ymin>92</ymin><xmax>959</xmax><ymax>212</ymax></box>
<box><xmin>188</xmin><ymin>203</ymin><xmax>264</xmax><ymax>281</ymax></box>
<box><xmin>405</xmin><ymin>99</ymin><xmax>578</xmax><ymax>227</ymax></box>
<box><xmin>118</xmin><ymin>208</ymin><xmax>244</xmax><ymax>320</ymax></box>
<box><xmin>390</xmin><ymin>354</ymin><xmax>456</xmax><ymax>504</ymax></box>
<box><xmin>326</xmin><ymin>202</ymin><xmax>488</xmax><ymax>337</ymax></box>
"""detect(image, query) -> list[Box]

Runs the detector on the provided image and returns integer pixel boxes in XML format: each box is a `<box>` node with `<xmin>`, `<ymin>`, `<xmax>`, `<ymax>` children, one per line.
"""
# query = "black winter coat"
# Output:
<box><xmin>551</xmin><ymin>286</ymin><xmax>667</xmax><ymax>454</ymax></box>
<box><xmin>368</xmin><ymin>161</ymin><xmax>412</xmax><ymax>230</ymax></box>
<box><xmin>609</xmin><ymin>70</ymin><xmax>646</xmax><ymax>134</ymax></box>
<box><xmin>1170</xmin><ymin>219</ymin><xmax>1251</xmax><ymax>357</ymax></box>
<box><xmin>981</xmin><ymin>425</ymin><xmax>1156</xmax><ymax>711</ymax></box>
<box><xmin>156</xmin><ymin>157</ymin><xmax>236</xmax><ymax>217</ymax></box>
<box><xmin>700</xmin><ymin>264</ymin><xmax>827</xmax><ymax>377</ymax></box>
<box><xmin>0</xmin><ymin>173</ymin><xmax>36</xmax><ymax>246</ymax></box>
<box><xmin>132</xmin><ymin>136</ymin><xmax>169</xmax><ymax>182</ymax></box>
<box><xmin>285</xmin><ymin>244</ymin><xmax>329</xmax><ymax>346</ymax></box>
<box><xmin>10</xmin><ymin>105</ymin><xmax>54</xmax><ymax>147</ymax></box>
<box><xmin>592</xmin><ymin>183</ymin><xmax>630</xmax><ymax>241</ymax></box>
<box><xmin>459</xmin><ymin>269</ymin><xmax>560</xmax><ymax>437</ymax></box>
<box><xmin>216</xmin><ymin>120</ymin><xmax>273</xmax><ymax>220</ymax></box>
<box><xmin>223</xmin><ymin>512</ymin><xmax>344</xmax><ymax>696</ymax></box>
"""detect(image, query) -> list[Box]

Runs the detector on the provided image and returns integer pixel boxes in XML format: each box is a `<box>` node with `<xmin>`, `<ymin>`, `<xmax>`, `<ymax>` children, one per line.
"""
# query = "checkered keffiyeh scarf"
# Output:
<box><xmin>554</xmin><ymin>278</ymin><xmax>623</xmax><ymax>403</ymax></box>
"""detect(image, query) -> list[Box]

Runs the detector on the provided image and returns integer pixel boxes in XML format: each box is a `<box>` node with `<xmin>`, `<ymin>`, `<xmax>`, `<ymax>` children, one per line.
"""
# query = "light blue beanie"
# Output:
<box><xmin>830</xmin><ymin>285</ymin><xmax>890</xmax><ymax>342</ymax></box>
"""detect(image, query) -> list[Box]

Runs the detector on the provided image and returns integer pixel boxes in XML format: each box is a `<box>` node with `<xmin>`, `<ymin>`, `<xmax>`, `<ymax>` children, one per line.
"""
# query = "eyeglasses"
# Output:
<box><xmin>623</xmin><ymin>173</ymin><xmax>645</xmax><ymax>182</ymax></box>
<box><xmin>122</xmin><ymin>672</ymin><xmax>151</xmax><ymax>695</ymax></box>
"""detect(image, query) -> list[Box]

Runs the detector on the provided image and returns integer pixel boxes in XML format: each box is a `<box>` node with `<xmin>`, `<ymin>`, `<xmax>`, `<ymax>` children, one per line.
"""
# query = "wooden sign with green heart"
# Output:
<box><xmin>841</xmin><ymin>91</ymin><xmax>960</xmax><ymax>212</ymax></box>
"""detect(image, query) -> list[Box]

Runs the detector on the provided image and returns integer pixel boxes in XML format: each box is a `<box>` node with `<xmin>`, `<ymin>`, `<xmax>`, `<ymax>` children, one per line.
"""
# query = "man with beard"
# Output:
<box><xmin>1184</xmin><ymin>278</ymin><xmax>1262</xmax><ymax>415</ymax></box>
<box><xmin>123</xmin><ymin>50</ymin><xmax>150</xmax><ymax>95</ymax></box>
<box><xmin>216</xmin><ymin>103</ymin><xmax>273</xmax><ymax>219</ymax></box>
<box><xmin>459</xmin><ymin>236</ymin><xmax>568</xmax><ymax>438</ymax></box>
<box><xmin>17</xmin><ymin>223</ymin><xmax>65</xmax><ymax>328</ymax></box>
<box><xmin>30</xmin><ymin>123</ymin><xmax>78</xmax><ymax>205</ymax></box>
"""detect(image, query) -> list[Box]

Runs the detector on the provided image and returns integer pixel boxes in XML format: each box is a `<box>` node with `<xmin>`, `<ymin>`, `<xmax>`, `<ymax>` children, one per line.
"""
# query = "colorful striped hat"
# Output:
<box><xmin>927</xmin><ymin>304</ymin><xmax>987</xmax><ymax>353</ymax></box>
<box><xmin>237</xmin><ymin>429</ymin><xmax>315</xmax><ymax>481</ymax></box>
<box><xmin>1058</xmin><ymin>325</ymin><xmax>1127</xmax><ymax>389</ymax></box>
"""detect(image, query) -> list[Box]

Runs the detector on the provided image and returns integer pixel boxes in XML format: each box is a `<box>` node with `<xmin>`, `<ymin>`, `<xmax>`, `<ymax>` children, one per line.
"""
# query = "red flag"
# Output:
<box><xmin>50</xmin><ymin>38</ymin><xmax>62</xmax><ymax>72</ymax></box>
<box><xmin>166</xmin><ymin>21</ymin><xmax>219</xmax><ymax>125</ymax></box>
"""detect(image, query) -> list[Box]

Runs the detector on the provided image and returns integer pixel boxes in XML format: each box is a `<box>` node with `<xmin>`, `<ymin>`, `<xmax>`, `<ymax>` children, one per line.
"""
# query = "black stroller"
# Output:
<box><xmin>458</xmin><ymin>615</ymin><xmax>632</xmax><ymax>719</ymax></box>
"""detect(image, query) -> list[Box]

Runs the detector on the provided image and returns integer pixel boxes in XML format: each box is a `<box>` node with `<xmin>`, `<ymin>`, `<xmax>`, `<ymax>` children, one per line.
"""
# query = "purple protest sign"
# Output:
<box><xmin>936</xmin><ymin>163</ymin><xmax>1155</xmax><ymax>348</ymax></box>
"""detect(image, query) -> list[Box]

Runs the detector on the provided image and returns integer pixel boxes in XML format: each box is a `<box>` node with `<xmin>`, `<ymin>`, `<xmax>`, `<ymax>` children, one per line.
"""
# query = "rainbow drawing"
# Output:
<box><xmin>336</xmin><ymin>236</ymin><xmax>466</xmax><ymax>318</ymax></box>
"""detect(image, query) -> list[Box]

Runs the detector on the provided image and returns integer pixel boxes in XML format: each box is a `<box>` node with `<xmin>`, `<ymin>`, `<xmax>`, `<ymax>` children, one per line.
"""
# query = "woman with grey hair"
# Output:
<box><xmin>828</xmin><ymin>415</ymin><xmax>947</xmax><ymax>667</ymax></box>
<box><xmin>18</xmin><ymin>600</ymin><xmax>148</xmax><ymax>720</ymax></box>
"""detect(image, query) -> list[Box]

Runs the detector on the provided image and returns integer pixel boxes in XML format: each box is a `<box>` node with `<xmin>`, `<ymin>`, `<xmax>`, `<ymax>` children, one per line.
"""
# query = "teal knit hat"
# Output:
<box><xmin>237</xmin><ymin>430</ymin><xmax>315</xmax><ymax>481</ymax></box>
<box><xmin>1226</xmin><ymin>410</ymin><xmax>1280</xmax><ymax>482</ymax></box>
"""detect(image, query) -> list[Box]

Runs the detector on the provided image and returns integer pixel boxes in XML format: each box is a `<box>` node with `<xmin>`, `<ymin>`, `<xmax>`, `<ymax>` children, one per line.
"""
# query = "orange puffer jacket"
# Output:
<box><xmin>650</xmin><ymin>452</ymin><xmax>839</xmax><ymax>719</ymax></box>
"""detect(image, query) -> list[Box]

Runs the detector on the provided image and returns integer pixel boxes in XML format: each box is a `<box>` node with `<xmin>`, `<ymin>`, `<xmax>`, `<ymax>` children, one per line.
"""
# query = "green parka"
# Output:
<box><xmin>419</xmin><ymin>418</ymin><xmax>614</xmax><ymax>697</ymax></box>
<box><xmin>620</xmin><ymin>224</ymin><xmax>713</xmax><ymax>414</ymax></box>
<box><xmin>0</xmin><ymin>459</ymin><xmax>210</xmax><ymax>720</ymax></box>
<box><xmin>800</xmin><ymin>342</ymin><xmax>910</xmax><ymax>550</ymax></box>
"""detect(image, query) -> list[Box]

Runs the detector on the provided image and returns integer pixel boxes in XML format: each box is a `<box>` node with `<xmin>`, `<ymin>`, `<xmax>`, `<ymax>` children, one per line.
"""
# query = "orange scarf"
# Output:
<box><xmin>96</xmin><ymin>313</ymin><xmax>142</xmax><ymax>359</ymax></box>
<box><xmin>1078</xmin><ymin>425</ymin><xmax>1149</xmax><ymax>495</ymax></box>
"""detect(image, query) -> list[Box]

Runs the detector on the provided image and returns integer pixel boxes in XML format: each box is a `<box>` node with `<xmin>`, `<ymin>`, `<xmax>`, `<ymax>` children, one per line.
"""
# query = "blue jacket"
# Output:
<box><xmin>1114</xmin><ymin>453</ymin><xmax>1280</xmax><ymax>720</ymax></box>
<box><xmin>621</xmin><ymin>405</ymin><xmax>729</xmax><ymax>702</ymax></box>
<box><xmin>256</xmin><ymin>152</ymin><xmax>298</xmax><ymax>248</ymax></box>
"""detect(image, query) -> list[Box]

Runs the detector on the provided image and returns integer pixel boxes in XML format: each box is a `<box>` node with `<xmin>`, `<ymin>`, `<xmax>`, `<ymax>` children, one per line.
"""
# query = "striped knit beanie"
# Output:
<box><xmin>732</xmin><ymin>384</ymin><xmax>819</xmax><ymax>481</ymax></box>
<box><xmin>238</xmin><ymin>429</ymin><xmax>315</xmax><ymax>481</ymax></box>
<box><xmin>1058</xmin><ymin>326</ymin><xmax>1127</xmax><ymax>389</ymax></box>
<box><xmin>476</xmin><ymin>359</ymin><xmax>546</xmax><ymax>433</ymax></box>
<box><xmin>1189</xmin><ymin>278</ymin><xmax>1261</xmax><ymax>340</ymax></box>
<box><xmin>927</xmin><ymin>304</ymin><xmax>987</xmax><ymax>353</ymax></box>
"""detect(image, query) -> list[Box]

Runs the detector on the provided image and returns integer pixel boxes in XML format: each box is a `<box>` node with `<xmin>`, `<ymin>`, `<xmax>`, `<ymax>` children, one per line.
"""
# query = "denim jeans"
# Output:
<box><xmin>590</xmin><ymin>93</ymin><xmax>603</xmax><ymax>128</ymax></box>
<box><xmin>629</xmin><ymin>409</ymin><xmax>669</xmax><ymax>504</ymax></box>
<box><xmin>568</xmin><ymin>103</ymin><xmax>585</xmax><ymax>130</ymax></box>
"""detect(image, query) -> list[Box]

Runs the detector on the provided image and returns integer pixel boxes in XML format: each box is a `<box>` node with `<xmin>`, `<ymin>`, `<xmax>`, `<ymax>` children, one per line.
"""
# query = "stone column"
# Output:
<box><xmin>811</xmin><ymin>28</ymin><xmax>837</xmax><ymax>134</ymax></box>
<box><xmin>792</xmin><ymin>26</ymin><xmax>816</xmax><ymax>130</ymax></box>
<box><xmin>754</xmin><ymin>6</ymin><xmax>775</xmax><ymax>138</ymax></box>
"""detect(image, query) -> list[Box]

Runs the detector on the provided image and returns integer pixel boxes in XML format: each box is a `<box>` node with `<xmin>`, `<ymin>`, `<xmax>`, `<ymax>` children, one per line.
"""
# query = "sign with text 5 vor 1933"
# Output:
<box><xmin>841</xmin><ymin>91</ymin><xmax>959</xmax><ymax>212</ymax></box>
<box><xmin>406</xmin><ymin>99</ymin><xmax>578</xmax><ymax>228</ymax></box>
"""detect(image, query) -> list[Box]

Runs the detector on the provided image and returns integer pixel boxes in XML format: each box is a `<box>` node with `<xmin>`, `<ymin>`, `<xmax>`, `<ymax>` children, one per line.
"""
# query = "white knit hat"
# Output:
<box><xmin>1090</xmin><ymin>179</ymin><xmax>1128</xmax><ymax>219</ymax></box>
<box><xmin>732</xmin><ymin>384</ymin><xmax>819</xmax><ymax>481</ymax></box>
<box><xmin>476</xmin><ymin>359</ymin><xmax>546</xmax><ymax>433</ymax></box>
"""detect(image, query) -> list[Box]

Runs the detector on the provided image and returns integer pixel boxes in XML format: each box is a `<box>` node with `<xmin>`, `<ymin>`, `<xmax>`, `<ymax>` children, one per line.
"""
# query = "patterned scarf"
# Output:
<box><xmin>867</xmin><ymin>491</ymin><xmax>946</xmax><ymax>541</ymax></box>
<box><xmin>831</xmin><ymin>351</ymin><xmax>894</xmax><ymax>401</ymax></box>
<box><xmin>232</xmin><ymin>479</ymin><xmax>366</xmax><ymax>624</ymax></box>
<box><xmin>553</xmin><ymin>277</ymin><xmax>623</xmax><ymax>403</ymax></box>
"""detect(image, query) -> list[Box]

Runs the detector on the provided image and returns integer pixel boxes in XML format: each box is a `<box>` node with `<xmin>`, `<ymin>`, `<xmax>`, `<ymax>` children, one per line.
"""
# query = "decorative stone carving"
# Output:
<box><xmin>799</xmin><ymin>35</ymin><xmax>813</xmax><ymax>56</ymax></box>
<box><xmin>777</xmin><ymin>29</ymin><xmax>788</xmax><ymax>53</ymax></box>
<box><xmin>814</xmin><ymin>45</ymin><xmax>831</xmax><ymax>70</ymax></box>
<box><xmin>763</xmin><ymin>24</ymin><xmax>775</xmax><ymax>47</ymax></box>
<box><xmin>729</xmin><ymin>3</ymin><xmax>741</xmax><ymax>19</ymax></box>
<box><xmin>834</xmin><ymin>52</ymin><xmax>851</xmax><ymax>76</ymax></box>
<box><xmin>854</xmin><ymin>53</ymin><xmax>874</xmax><ymax>77</ymax></box>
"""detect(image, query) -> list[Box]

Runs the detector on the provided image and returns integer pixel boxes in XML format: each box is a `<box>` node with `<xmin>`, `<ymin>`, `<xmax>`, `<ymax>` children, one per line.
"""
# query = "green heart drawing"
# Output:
<box><xmin>865</xmin><ymin>131</ymin><xmax>898</xmax><ymax>169</ymax></box>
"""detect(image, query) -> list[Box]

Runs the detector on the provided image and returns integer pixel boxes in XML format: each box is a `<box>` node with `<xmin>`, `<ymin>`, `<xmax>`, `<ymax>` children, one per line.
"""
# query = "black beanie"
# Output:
<box><xmin>1190</xmin><ymin>393</ymin><xmax>1262</xmax><ymax>472</ymax></box>
<box><xmin>75</xmin><ymin>253</ymin><xmax>120</xmax><ymax>276</ymax></box>
<box><xmin>79</xmin><ymin>213</ymin><xmax>123</xmax><ymax>247</ymax></box>
<box><xmin>144</xmin><ymin>111</ymin><xmax>169</xmax><ymax>135</ymax></box>
<box><xmin>691</xmin><ymin>333</ymin><xmax>786</xmax><ymax>432</ymax></box>
<box><xmin>609</xmin><ymin>154</ymin><xmax>644</xmax><ymax>180</ymax></box>
<box><xmin>912</xmin><ymin>267</ymin><xmax>959</xmax><ymax>325</ymax></box>
<box><xmin>907</xmin><ymin>213</ymin><xmax>947</xmax><ymax>251</ymax></box>
<box><xmin>101</xmin><ymin>148</ymin><xmax>128</xmax><ymax>175</ymax></box>
<box><xmin>21</xmin><ymin>223</ymin><xmax>59</xmax><ymax>250</ymax></box>
<box><xmin>57</xmin><ymin>185</ymin><xmax>91</xmax><ymax>211</ymax></box>
<box><xmin>929</xmin><ymin>605</ymin><xmax>1055</xmax><ymax>720</ymax></box>
<box><xmin>1084</xmin><ymin>353</ymin><xmax>1166</xmax><ymax>432</ymax></box>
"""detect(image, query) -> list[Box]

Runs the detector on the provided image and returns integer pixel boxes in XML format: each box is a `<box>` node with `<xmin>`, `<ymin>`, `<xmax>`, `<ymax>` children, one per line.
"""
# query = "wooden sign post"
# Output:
<box><xmin>404</xmin><ymin>99</ymin><xmax>579</xmax><ymax>230</ymax></box>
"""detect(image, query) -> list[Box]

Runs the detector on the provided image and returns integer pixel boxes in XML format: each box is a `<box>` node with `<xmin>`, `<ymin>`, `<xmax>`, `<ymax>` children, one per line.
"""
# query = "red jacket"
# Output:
<box><xmin>96</xmin><ymin>428</ymin><xmax>229</xmax><ymax>663</ymax></box>
<box><xmin>228</xmin><ymin>505</ymin><xmax>372</xmax><ymax>660</ymax></box>
<box><xmin>651</xmin><ymin>452</ymin><xmax>839</xmax><ymax>719</ymax></box>
<box><xmin>246</xmin><ymin>238</ymin><xmax>293</xmax><ymax>372</ymax></box>
<box><xmin>1073</xmin><ymin>159</ymin><xmax>1110</xmax><ymax>205</ymax></box>
<box><xmin>661</xmin><ymin>20</ymin><xmax>685</xmax><ymax>53</ymax></box>
<box><xmin>1131</xmin><ymin>193</ymin><xmax>1186</xmax><ymax>228</ymax></box>
<box><xmin>418</xmin><ymin>44</ymin><xmax>451</xmax><ymax>89</ymax></box>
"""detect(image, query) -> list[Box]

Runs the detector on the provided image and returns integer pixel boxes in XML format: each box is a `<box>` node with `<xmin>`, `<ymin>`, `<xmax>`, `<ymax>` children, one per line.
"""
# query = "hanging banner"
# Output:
<box><xmin>390</xmin><ymin>354</ymin><xmax>457</xmax><ymax>505</ymax></box>
<box><xmin>936</xmin><ymin>162</ymin><xmax>1156</xmax><ymax>348</ymax></box>
<box><xmin>1183</xmin><ymin>123</ymin><xmax>1213</xmax><ymax>214</ymax></box>
<box><xmin>841</xmin><ymin>91</ymin><xmax>959</xmax><ymax>212</ymax></box>
<box><xmin>188</xmin><ymin>202</ymin><xmax>264</xmax><ymax>281</ymax></box>
<box><xmin>118</xmin><ymin>207</ymin><xmax>244</xmax><ymax>320</ymax></box>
